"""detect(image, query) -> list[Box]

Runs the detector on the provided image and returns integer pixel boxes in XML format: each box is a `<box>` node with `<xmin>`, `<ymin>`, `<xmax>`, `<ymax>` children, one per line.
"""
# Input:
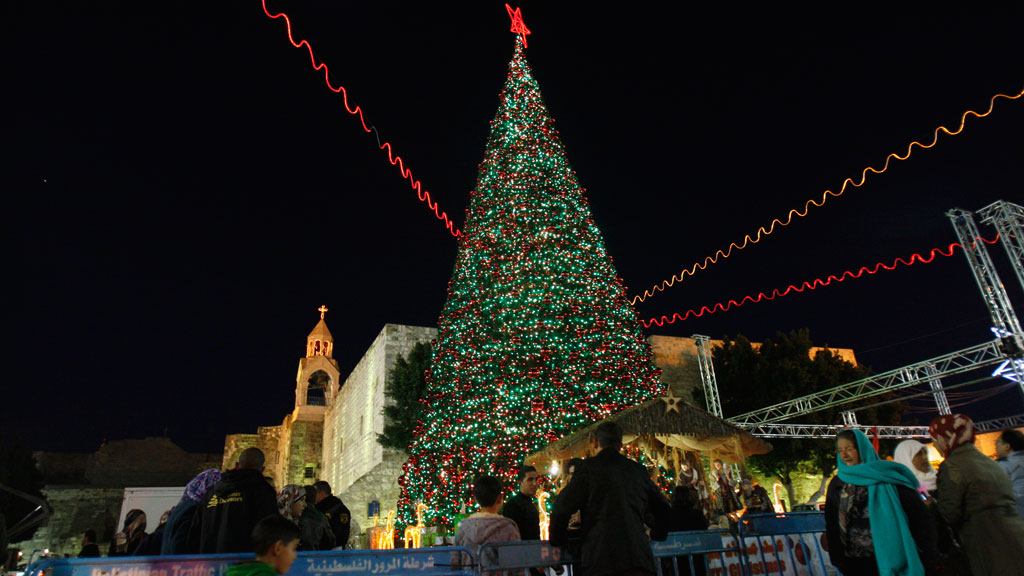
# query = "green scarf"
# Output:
<box><xmin>836</xmin><ymin>430</ymin><xmax>923</xmax><ymax>576</ymax></box>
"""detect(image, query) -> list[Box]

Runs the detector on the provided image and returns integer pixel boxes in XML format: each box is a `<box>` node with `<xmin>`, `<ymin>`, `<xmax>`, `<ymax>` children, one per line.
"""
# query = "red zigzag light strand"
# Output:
<box><xmin>641</xmin><ymin>237</ymin><xmax>1000</xmax><ymax>328</ymax></box>
<box><xmin>260</xmin><ymin>0</ymin><xmax>462</xmax><ymax>238</ymax></box>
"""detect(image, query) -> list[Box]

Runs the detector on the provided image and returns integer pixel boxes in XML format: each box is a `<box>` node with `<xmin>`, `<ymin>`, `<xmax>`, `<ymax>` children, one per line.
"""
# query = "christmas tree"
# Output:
<box><xmin>397</xmin><ymin>36</ymin><xmax>664</xmax><ymax>528</ymax></box>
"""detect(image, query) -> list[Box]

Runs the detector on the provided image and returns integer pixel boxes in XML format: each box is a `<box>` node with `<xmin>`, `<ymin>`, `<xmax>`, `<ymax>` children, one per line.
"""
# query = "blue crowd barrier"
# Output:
<box><xmin>737</xmin><ymin>512</ymin><xmax>835</xmax><ymax>576</ymax></box>
<box><xmin>652</xmin><ymin>529</ymin><xmax>739</xmax><ymax>576</ymax></box>
<box><xmin>476</xmin><ymin>541</ymin><xmax>570</xmax><ymax>575</ymax></box>
<box><xmin>24</xmin><ymin>548</ymin><xmax>478</xmax><ymax>576</ymax></box>
<box><xmin>23</xmin><ymin>515</ymin><xmax>837</xmax><ymax>576</ymax></box>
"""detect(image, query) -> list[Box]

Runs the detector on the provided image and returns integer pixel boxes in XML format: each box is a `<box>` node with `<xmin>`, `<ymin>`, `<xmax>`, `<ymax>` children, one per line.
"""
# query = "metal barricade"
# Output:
<box><xmin>476</xmin><ymin>540</ymin><xmax>571</xmax><ymax>575</ymax></box>
<box><xmin>23</xmin><ymin>547</ymin><xmax>479</xmax><ymax>576</ymax></box>
<box><xmin>652</xmin><ymin>529</ymin><xmax>741</xmax><ymax>576</ymax></box>
<box><xmin>737</xmin><ymin>512</ymin><xmax>836</xmax><ymax>576</ymax></box>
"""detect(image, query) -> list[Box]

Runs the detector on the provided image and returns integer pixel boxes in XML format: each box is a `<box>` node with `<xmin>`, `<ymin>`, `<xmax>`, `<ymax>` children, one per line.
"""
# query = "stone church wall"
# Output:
<box><xmin>20</xmin><ymin>486</ymin><xmax>125</xmax><ymax>558</ymax></box>
<box><xmin>24</xmin><ymin>438</ymin><xmax>221</xmax><ymax>559</ymax></box>
<box><xmin>322</xmin><ymin>324</ymin><xmax>436</xmax><ymax>509</ymax></box>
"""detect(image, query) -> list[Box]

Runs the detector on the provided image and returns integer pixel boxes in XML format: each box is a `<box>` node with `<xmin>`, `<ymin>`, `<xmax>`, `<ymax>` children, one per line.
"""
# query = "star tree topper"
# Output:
<box><xmin>505</xmin><ymin>4</ymin><xmax>531</xmax><ymax>47</ymax></box>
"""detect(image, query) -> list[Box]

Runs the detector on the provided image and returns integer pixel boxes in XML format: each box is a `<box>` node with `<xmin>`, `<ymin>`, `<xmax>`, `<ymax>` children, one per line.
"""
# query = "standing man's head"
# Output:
<box><xmin>237</xmin><ymin>447</ymin><xmax>266</xmax><ymax>471</ymax></box>
<box><xmin>517</xmin><ymin>466</ymin><xmax>539</xmax><ymax>496</ymax></box>
<box><xmin>996</xmin><ymin>429</ymin><xmax>1024</xmax><ymax>458</ymax></box>
<box><xmin>473</xmin><ymin>475</ymin><xmax>506</xmax><ymax>513</ymax></box>
<box><xmin>312</xmin><ymin>480</ymin><xmax>332</xmax><ymax>504</ymax></box>
<box><xmin>251</xmin><ymin>515</ymin><xmax>300</xmax><ymax>575</ymax></box>
<box><xmin>82</xmin><ymin>529</ymin><xmax>96</xmax><ymax>546</ymax></box>
<box><xmin>594</xmin><ymin>421</ymin><xmax>623</xmax><ymax>450</ymax></box>
<box><xmin>712</xmin><ymin>459</ymin><xmax>724</xmax><ymax>471</ymax></box>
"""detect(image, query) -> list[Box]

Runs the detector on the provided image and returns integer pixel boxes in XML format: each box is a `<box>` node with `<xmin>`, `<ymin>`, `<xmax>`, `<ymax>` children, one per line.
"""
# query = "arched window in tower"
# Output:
<box><xmin>306</xmin><ymin>370</ymin><xmax>331</xmax><ymax>406</ymax></box>
<box><xmin>314</xmin><ymin>340</ymin><xmax>321</xmax><ymax>355</ymax></box>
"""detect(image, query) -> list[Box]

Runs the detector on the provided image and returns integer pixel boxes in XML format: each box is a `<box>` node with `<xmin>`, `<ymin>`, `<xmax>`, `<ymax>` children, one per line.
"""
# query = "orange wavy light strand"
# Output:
<box><xmin>260</xmin><ymin>0</ymin><xmax>462</xmax><ymax>238</ymax></box>
<box><xmin>641</xmin><ymin>237</ymin><xmax>999</xmax><ymax>328</ymax></box>
<box><xmin>632</xmin><ymin>88</ymin><xmax>1024</xmax><ymax>305</ymax></box>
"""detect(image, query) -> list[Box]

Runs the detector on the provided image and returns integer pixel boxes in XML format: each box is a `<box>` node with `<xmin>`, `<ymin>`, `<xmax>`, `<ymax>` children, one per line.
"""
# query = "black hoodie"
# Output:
<box><xmin>193</xmin><ymin>468</ymin><xmax>278</xmax><ymax>553</ymax></box>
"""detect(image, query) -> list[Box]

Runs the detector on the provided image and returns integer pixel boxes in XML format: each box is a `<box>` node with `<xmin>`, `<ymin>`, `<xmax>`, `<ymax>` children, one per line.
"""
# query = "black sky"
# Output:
<box><xmin>11</xmin><ymin>3</ymin><xmax>1024</xmax><ymax>453</ymax></box>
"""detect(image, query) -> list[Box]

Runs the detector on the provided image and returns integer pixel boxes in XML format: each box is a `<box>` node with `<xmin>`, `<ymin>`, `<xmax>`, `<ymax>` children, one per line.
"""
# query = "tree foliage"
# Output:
<box><xmin>699</xmin><ymin>329</ymin><xmax>903</xmax><ymax>504</ymax></box>
<box><xmin>378</xmin><ymin>341</ymin><xmax>432</xmax><ymax>450</ymax></box>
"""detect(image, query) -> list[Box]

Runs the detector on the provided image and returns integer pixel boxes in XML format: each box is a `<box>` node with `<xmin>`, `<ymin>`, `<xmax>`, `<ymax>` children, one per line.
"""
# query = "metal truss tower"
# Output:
<box><xmin>747</xmin><ymin>414</ymin><xmax>1024</xmax><ymax>439</ymax></box>
<box><xmin>694</xmin><ymin>202</ymin><xmax>1024</xmax><ymax>434</ymax></box>
<box><xmin>948</xmin><ymin>207</ymin><xmax>1024</xmax><ymax>396</ymax></box>
<box><xmin>978</xmin><ymin>200</ymin><xmax>1024</xmax><ymax>292</ymax></box>
<box><xmin>692</xmin><ymin>334</ymin><xmax>723</xmax><ymax>418</ymax></box>
<box><xmin>727</xmin><ymin>341</ymin><xmax>1006</xmax><ymax>426</ymax></box>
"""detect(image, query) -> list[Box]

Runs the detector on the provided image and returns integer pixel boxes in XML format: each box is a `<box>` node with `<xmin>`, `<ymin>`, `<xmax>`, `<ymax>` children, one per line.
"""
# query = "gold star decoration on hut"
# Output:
<box><xmin>660</xmin><ymin>389</ymin><xmax>683</xmax><ymax>414</ymax></box>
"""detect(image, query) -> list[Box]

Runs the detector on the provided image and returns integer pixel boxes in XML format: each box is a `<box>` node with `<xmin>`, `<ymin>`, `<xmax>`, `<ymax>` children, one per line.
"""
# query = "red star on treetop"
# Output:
<box><xmin>505</xmin><ymin>4</ymin><xmax>531</xmax><ymax>48</ymax></box>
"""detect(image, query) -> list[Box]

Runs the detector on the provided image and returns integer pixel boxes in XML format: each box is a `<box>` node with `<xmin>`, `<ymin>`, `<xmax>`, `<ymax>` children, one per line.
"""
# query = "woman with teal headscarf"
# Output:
<box><xmin>824</xmin><ymin>429</ymin><xmax>937</xmax><ymax>576</ymax></box>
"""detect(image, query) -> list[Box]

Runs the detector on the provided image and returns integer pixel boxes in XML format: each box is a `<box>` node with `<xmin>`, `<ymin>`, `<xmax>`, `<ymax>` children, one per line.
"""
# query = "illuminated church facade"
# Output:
<box><xmin>223</xmin><ymin>310</ymin><xmax>857</xmax><ymax>523</ymax></box>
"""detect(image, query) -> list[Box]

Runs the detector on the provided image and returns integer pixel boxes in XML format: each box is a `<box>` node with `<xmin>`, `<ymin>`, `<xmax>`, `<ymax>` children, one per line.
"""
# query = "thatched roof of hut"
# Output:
<box><xmin>526</xmin><ymin>394</ymin><xmax>771</xmax><ymax>469</ymax></box>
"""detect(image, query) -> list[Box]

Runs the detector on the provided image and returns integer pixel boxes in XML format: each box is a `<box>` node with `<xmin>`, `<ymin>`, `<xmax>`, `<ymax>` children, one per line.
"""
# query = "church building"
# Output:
<box><xmin>223</xmin><ymin>308</ymin><xmax>857</xmax><ymax>526</ymax></box>
<box><xmin>222</xmin><ymin>309</ymin><xmax>435</xmax><ymax>523</ymax></box>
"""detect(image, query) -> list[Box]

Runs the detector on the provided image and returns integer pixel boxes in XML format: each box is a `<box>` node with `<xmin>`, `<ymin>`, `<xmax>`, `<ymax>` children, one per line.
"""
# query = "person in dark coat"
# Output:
<box><xmin>995</xmin><ymin>428</ymin><xmax>1024</xmax><ymax>520</ymax></box>
<box><xmin>78</xmin><ymin>529</ymin><xmax>100</xmax><ymax>557</ymax></box>
<box><xmin>133</xmin><ymin>510</ymin><xmax>170</xmax><ymax>556</ymax></box>
<box><xmin>667</xmin><ymin>486</ymin><xmax>708</xmax><ymax>576</ymax></box>
<box><xmin>738</xmin><ymin>478</ymin><xmax>773</xmax><ymax>515</ymax></box>
<box><xmin>930</xmin><ymin>414</ymin><xmax>1024</xmax><ymax>576</ymax></box>
<box><xmin>162</xmin><ymin>468</ymin><xmax>222</xmax><ymax>554</ymax></box>
<box><xmin>301</xmin><ymin>486</ymin><xmax>336</xmax><ymax>550</ymax></box>
<box><xmin>500</xmin><ymin>465</ymin><xmax>541</xmax><ymax>541</ymax></box>
<box><xmin>824</xmin><ymin>429</ymin><xmax>936</xmax><ymax>576</ymax></box>
<box><xmin>312</xmin><ymin>481</ymin><xmax>351</xmax><ymax>549</ymax></box>
<box><xmin>670</xmin><ymin>485</ymin><xmax>709</xmax><ymax>532</ymax></box>
<box><xmin>551</xmin><ymin>421</ymin><xmax>671</xmax><ymax>576</ymax></box>
<box><xmin>108</xmin><ymin>509</ymin><xmax>147</xmax><ymax>556</ymax></box>
<box><xmin>193</xmin><ymin>447</ymin><xmax>278</xmax><ymax>553</ymax></box>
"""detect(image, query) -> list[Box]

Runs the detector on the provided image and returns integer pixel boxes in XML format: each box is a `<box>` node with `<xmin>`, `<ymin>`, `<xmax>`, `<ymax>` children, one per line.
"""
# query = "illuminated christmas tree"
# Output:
<box><xmin>397</xmin><ymin>35</ymin><xmax>664</xmax><ymax>528</ymax></box>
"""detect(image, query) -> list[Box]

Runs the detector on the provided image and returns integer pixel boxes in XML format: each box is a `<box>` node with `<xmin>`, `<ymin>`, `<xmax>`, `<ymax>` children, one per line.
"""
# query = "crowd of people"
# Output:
<box><xmin>824</xmin><ymin>416</ymin><xmax>1024</xmax><ymax>576</ymax></box>
<box><xmin>84</xmin><ymin>447</ymin><xmax>354</xmax><ymax>558</ymax></box>
<box><xmin>69</xmin><ymin>418</ymin><xmax>1024</xmax><ymax>576</ymax></box>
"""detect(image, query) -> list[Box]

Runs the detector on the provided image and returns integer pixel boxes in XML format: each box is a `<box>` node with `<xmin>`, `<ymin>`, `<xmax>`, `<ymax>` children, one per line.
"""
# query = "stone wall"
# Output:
<box><xmin>280</xmin><ymin>419</ymin><xmax>324</xmax><ymax>485</ymax></box>
<box><xmin>322</xmin><ymin>324</ymin><xmax>436</xmax><ymax>498</ymax></box>
<box><xmin>648</xmin><ymin>335</ymin><xmax>859</xmax><ymax>406</ymax></box>
<box><xmin>337</xmin><ymin>449</ymin><xmax>407</xmax><ymax>533</ymax></box>
<box><xmin>22</xmin><ymin>438</ymin><xmax>221</xmax><ymax>559</ymax></box>
<box><xmin>19</xmin><ymin>486</ymin><xmax>124</xmax><ymax>558</ymax></box>
<box><xmin>84</xmin><ymin>438</ymin><xmax>221</xmax><ymax>487</ymax></box>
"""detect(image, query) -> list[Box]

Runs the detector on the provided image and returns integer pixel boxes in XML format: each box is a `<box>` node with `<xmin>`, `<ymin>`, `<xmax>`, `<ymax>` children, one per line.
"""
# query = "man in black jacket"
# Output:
<box><xmin>313</xmin><ymin>481</ymin><xmax>351</xmax><ymax>548</ymax></box>
<box><xmin>194</xmin><ymin>447</ymin><xmax>278</xmax><ymax>553</ymax></box>
<box><xmin>551</xmin><ymin>422</ymin><xmax>671</xmax><ymax>576</ymax></box>
<box><xmin>501</xmin><ymin>465</ymin><xmax>541</xmax><ymax>541</ymax></box>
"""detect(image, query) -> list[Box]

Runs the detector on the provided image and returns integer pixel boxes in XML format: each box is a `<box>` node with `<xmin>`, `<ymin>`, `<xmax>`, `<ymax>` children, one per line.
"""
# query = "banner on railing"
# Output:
<box><xmin>698</xmin><ymin>533</ymin><xmax>833</xmax><ymax>576</ymax></box>
<box><xmin>27</xmin><ymin>549</ymin><xmax>475</xmax><ymax>576</ymax></box>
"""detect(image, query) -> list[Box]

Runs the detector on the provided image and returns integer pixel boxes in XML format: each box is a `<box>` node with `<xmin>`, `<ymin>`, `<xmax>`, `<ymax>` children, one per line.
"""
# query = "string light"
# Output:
<box><xmin>642</xmin><ymin>236</ymin><xmax>999</xmax><ymax>328</ymax></box>
<box><xmin>631</xmin><ymin>88</ymin><xmax>1024</xmax><ymax>305</ymax></box>
<box><xmin>260</xmin><ymin>0</ymin><xmax>462</xmax><ymax>238</ymax></box>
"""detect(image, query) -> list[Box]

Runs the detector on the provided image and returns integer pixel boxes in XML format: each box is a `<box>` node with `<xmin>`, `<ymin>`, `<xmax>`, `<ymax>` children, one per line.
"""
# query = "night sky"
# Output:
<box><xmin>12</xmin><ymin>3</ymin><xmax>1024</xmax><ymax>453</ymax></box>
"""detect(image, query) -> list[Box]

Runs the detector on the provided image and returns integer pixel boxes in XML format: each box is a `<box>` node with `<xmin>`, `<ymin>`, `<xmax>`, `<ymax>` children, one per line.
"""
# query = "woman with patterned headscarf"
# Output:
<box><xmin>276</xmin><ymin>484</ymin><xmax>334</xmax><ymax>550</ymax></box>
<box><xmin>276</xmin><ymin>484</ymin><xmax>318</xmax><ymax>550</ymax></box>
<box><xmin>929</xmin><ymin>414</ymin><xmax>1024</xmax><ymax>575</ymax></box>
<box><xmin>109</xmin><ymin>509</ymin><xmax>147</xmax><ymax>556</ymax></box>
<box><xmin>161</xmin><ymin>468</ymin><xmax>222</xmax><ymax>555</ymax></box>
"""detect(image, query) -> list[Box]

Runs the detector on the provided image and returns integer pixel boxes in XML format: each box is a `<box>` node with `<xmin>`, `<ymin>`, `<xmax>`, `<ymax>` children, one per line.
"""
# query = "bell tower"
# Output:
<box><xmin>295</xmin><ymin>305</ymin><xmax>341</xmax><ymax>412</ymax></box>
